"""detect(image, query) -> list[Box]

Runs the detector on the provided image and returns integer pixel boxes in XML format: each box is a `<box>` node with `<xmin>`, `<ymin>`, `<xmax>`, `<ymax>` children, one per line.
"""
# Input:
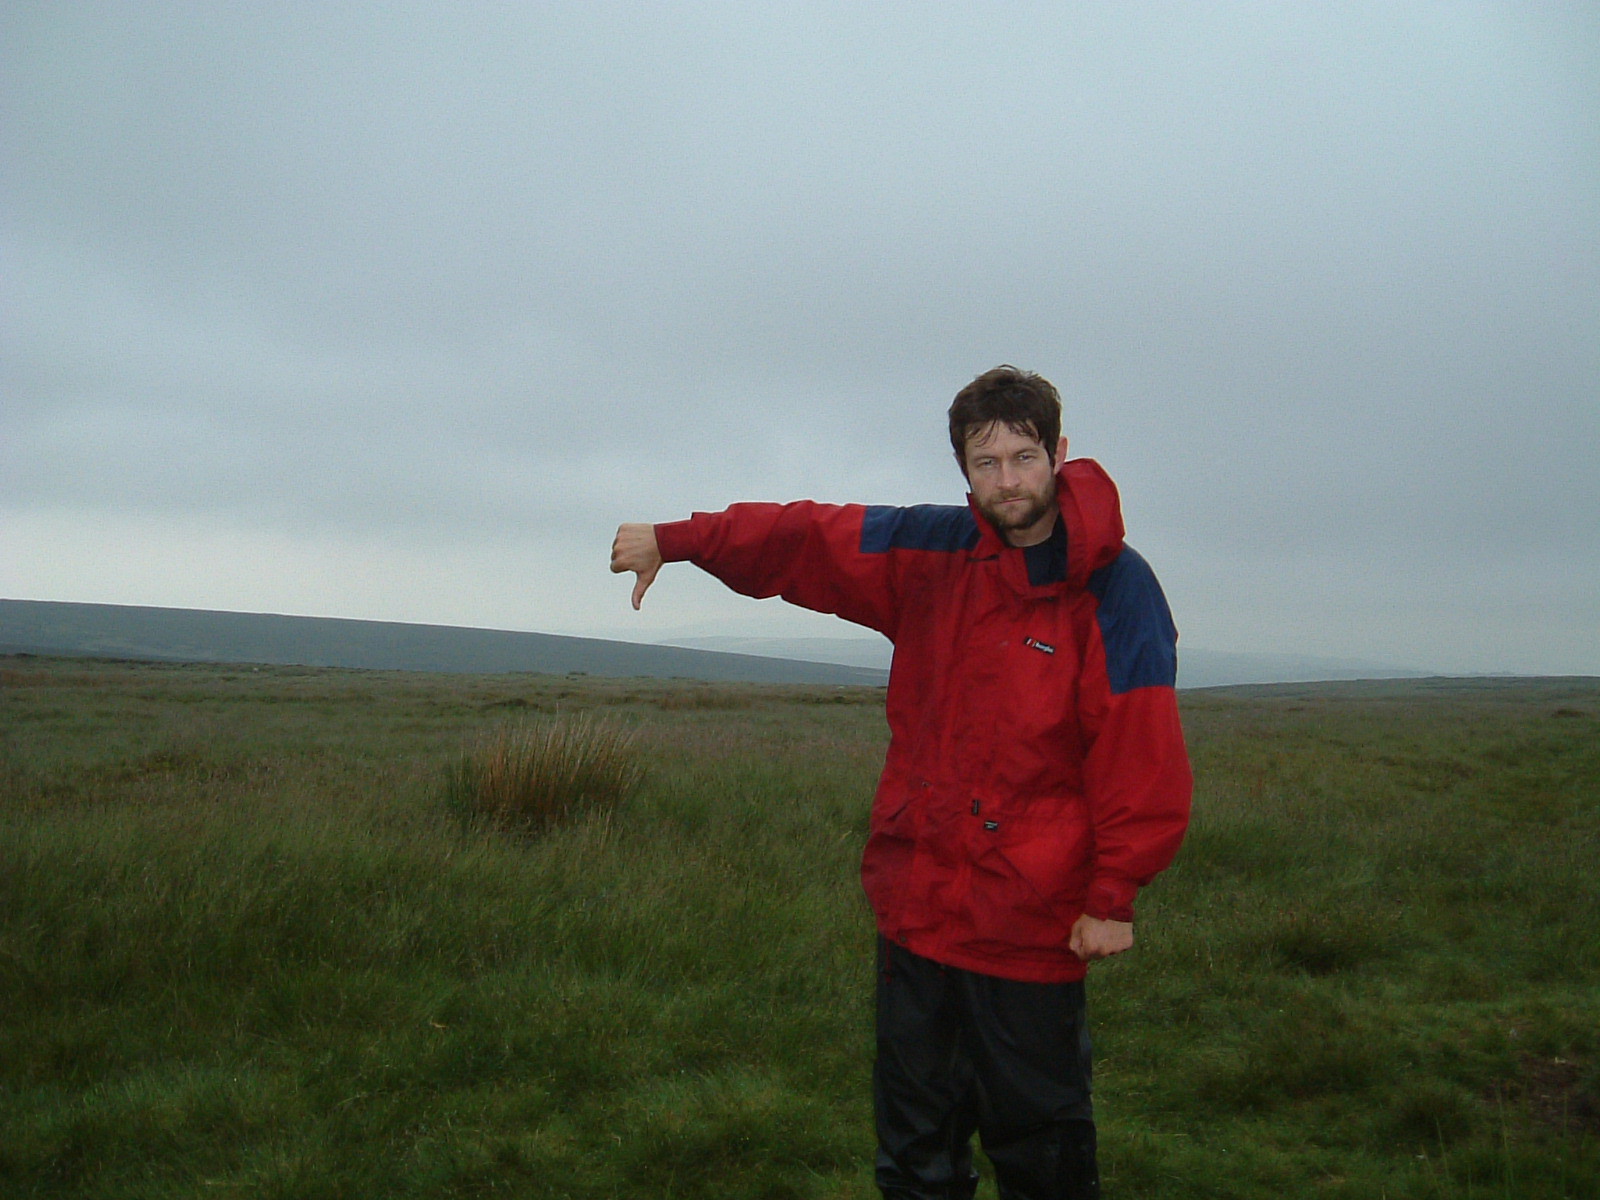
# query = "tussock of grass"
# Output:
<box><xmin>446</xmin><ymin>716</ymin><xmax>644</xmax><ymax>835</ymax></box>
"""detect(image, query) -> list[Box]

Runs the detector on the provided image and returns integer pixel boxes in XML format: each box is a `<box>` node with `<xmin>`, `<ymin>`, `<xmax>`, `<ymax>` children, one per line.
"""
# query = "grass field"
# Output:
<box><xmin>2</xmin><ymin>656</ymin><xmax>1596</xmax><ymax>1198</ymax></box>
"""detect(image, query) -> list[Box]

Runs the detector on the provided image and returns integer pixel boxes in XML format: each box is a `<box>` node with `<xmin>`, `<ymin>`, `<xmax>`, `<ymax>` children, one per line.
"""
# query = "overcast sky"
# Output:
<box><xmin>4</xmin><ymin>2</ymin><xmax>1596</xmax><ymax>675</ymax></box>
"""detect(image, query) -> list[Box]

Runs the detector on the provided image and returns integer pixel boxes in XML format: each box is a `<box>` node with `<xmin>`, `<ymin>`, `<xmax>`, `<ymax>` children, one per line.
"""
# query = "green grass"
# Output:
<box><xmin>1</xmin><ymin>659</ymin><xmax>1596</xmax><ymax>1198</ymax></box>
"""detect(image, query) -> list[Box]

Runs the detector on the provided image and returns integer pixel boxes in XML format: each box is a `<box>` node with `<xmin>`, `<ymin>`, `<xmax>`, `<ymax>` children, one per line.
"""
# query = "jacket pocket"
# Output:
<box><xmin>962</xmin><ymin>803</ymin><xmax>1092</xmax><ymax>954</ymax></box>
<box><xmin>869</xmin><ymin>778</ymin><xmax>927</xmax><ymax>838</ymax></box>
<box><xmin>862</xmin><ymin>779</ymin><xmax>932</xmax><ymax>929</ymax></box>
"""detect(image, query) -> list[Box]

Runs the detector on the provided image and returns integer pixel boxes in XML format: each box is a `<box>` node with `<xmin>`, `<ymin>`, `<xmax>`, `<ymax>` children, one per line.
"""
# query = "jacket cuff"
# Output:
<box><xmin>1083</xmin><ymin>876</ymin><xmax>1137</xmax><ymax>924</ymax></box>
<box><xmin>653</xmin><ymin>519</ymin><xmax>696</xmax><ymax>563</ymax></box>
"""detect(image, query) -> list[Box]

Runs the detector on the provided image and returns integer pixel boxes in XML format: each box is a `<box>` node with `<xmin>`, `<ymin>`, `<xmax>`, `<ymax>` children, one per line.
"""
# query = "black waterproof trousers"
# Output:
<box><xmin>873</xmin><ymin>937</ymin><xmax>1099</xmax><ymax>1200</ymax></box>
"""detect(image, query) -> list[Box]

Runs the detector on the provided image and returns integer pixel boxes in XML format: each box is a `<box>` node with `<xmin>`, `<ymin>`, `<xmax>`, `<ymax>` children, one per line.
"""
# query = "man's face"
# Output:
<box><xmin>962</xmin><ymin>421</ymin><xmax>1060</xmax><ymax>547</ymax></box>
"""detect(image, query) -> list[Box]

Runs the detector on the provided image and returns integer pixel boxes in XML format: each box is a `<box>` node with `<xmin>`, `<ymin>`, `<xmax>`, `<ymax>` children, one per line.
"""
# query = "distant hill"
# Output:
<box><xmin>0</xmin><ymin>600</ymin><xmax>888</xmax><ymax>687</ymax></box>
<box><xmin>663</xmin><ymin>634</ymin><xmax>1434</xmax><ymax>689</ymax></box>
<box><xmin>663</xmin><ymin>635</ymin><xmax>894</xmax><ymax>670</ymax></box>
<box><xmin>1</xmin><ymin>599</ymin><xmax>1444</xmax><ymax>689</ymax></box>
<box><xmin>1172</xmin><ymin>648</ymin><xmax>1433</xmax><ymax>689</ymax></box>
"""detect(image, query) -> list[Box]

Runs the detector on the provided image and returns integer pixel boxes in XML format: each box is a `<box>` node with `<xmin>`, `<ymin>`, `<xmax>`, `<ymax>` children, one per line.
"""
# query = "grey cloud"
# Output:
<box><xmin>4</xmin><ymin>2</ymin><xmax>1596</xmax><ymax>673</ymax></box>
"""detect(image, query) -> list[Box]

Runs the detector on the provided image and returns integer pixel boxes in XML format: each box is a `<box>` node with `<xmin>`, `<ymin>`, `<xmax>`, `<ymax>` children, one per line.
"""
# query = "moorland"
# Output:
<box><xmin>1</xmin><ymin>657</ymin><xmax>1596</xmax><ymax>1198</ymax></box>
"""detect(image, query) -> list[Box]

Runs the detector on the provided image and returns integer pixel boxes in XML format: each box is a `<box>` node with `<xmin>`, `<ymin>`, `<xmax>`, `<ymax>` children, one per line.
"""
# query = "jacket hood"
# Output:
<box><xmin>967</xmin><ymin>456</ymin><xmax>1125</xmax><ymax>590</ymax></box>
<box><xmin>1057</xmin><ymin>457</ymin><xmax>1126</xmax><ymax>588</ymax></box>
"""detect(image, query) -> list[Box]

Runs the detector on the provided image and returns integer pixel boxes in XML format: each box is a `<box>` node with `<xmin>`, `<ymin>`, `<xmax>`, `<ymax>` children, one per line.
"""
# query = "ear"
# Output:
<box><xmin>1054</xmin><ymin>436</ymin><xmax>1070</xmax><ymax>465</ymax></box>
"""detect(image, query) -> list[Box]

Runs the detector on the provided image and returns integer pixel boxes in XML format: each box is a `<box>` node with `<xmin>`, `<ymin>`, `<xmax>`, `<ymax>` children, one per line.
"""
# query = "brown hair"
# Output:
<box><xmin>947</xmin><ymin>365</ymin><xmax>1062</xmax><ymax>473</ymax></box>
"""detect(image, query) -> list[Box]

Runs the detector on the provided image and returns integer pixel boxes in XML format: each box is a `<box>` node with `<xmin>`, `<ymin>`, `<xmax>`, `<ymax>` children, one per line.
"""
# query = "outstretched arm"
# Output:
<box><xmin>610</xmin><ymin>523</ymin><xmax>663</xmax><ymax>610</ymax></box>
<box><xmin>615</xmin><ymin>502</ymin><xmax>904</xmax><ymax>636</ymax></box>
<box><xmin>650</xmin><ymin>503</ymin><xmax>901</xmax><ymax>636</ymax></box>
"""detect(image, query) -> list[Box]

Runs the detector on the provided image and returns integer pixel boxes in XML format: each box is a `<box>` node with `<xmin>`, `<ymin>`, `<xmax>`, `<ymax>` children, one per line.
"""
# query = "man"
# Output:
<box><xmin>610</xmin><ymin>366</ymin><xmax>1191</xmax><ymax>1199</ymax></box>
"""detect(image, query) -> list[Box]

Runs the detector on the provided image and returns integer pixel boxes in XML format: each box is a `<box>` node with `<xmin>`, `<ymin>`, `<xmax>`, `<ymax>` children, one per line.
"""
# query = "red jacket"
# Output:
<box><xmin>654</xmin><ymin>458</ymin><xmax>1191</xmax><ymax>983</ymax></box>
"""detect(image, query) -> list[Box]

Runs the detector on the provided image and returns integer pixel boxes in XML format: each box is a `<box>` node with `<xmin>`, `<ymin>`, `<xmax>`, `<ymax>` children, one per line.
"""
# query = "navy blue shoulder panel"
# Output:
<box><xmin>860</xmin><ymin>505</ymin><xmax>980</xmax><ymax>554</ymax></box>
<box><xmin>1087</xmin><ymin>546</ymin><xmax>1179</xmax><ymax>693</ymax></box>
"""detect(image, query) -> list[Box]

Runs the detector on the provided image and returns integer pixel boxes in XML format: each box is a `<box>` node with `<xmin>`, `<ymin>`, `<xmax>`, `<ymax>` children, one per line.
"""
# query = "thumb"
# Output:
<box><xmin>631</xmin><ymin>562</ymin><xmax>661</xmax><ymax>610</ymax></box>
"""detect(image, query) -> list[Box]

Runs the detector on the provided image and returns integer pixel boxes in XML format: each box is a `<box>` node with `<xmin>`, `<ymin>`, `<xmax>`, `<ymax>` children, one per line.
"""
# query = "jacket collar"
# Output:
<box><xmin>966</xmin><ymin>457</ymin><xmax>1126</xmax><ymax>593</ymax></box>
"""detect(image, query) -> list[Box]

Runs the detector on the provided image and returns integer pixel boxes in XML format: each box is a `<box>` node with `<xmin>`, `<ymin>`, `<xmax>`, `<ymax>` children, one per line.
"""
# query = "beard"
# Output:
<box><xmin>976</xmin><ymin>485</ymin><xmax>1056</xmax><ymax>538</ymax></box>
